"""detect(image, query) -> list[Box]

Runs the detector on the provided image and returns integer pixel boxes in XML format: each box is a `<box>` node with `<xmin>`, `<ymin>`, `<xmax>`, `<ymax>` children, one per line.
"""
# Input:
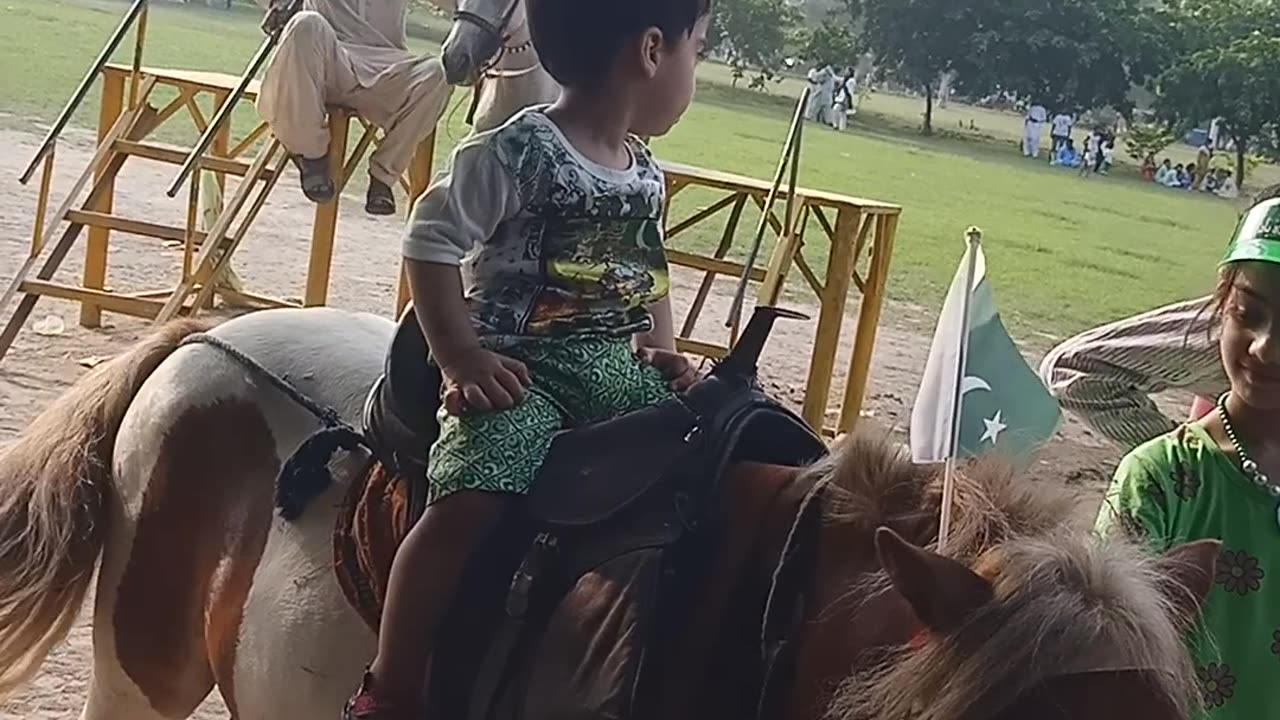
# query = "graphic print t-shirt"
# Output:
<box><xmin>403</xmin><ymin>106</ymin><xmax>669</xmax><ymax>346</ymax></box>
<box><xmin>1095</xmin><ymin>423</ymin><xmax>1280</xmax><ymax>719</ymax></box>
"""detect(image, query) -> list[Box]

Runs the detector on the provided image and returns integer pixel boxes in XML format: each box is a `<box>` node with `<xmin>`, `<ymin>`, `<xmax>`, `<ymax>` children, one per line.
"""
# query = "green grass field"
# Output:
<box><xmin>0</xmin><ymin>0</ymin><xmax>1266</xmax><ymax>340</ymax></box>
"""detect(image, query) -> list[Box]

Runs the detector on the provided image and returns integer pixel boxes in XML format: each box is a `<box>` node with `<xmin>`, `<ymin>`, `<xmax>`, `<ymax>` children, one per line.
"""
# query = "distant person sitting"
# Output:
<box><xmin>1216</xmin><ymin>170</ymin><xmax>1240</xmax><ymax>199</ymax></box>
<box><xmin>1154</xmin><ymin>158</ymin><xmax>1174</xmax><ymax>185</ymax></box>
<box><xmin>1052</xmin><ymin>138</ymin><xmax>1080</xmax><ymax>167</ymax></box>
<box><xmin>1181</xmin><ymin>166</ymin><xmax>1195</xmax><ymax>190</ymax></box>
<box><xmin>1141</xmin><ymin>152</ymin><xmax>1157</xmax><ymax>181</ymax></box>
<box><xmin>1204</xmin><ymin>168</ymin><xmax>1223</xmax><ymax>193</ymax></box>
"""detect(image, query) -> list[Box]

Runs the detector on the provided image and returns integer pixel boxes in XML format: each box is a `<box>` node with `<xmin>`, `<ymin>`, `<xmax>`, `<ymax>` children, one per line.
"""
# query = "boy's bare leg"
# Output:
<box><xmin>356</xmin><ymin>491</ymin><xmax>510</xmax><ymax>711</ymax></box>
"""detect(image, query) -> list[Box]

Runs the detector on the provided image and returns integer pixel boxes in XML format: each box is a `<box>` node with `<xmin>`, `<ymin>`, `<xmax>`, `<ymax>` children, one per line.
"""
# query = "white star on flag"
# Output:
<box><xmin>980</xmin><ymin>410</ymin><xmax>1007</xmax><ymax>445</ymax></box>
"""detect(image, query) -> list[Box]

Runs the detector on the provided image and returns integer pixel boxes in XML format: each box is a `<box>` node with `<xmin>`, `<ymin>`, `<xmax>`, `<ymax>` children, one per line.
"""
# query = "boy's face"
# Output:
<box><xmin>1221</xmin><ymin>262</ymin><xmax>1280</xmax><ymax>411</ymax></box>
<box><xmin>629</xmin><ymin>15</ymin><xmax>711</xmax><ymax>138</ymax></box>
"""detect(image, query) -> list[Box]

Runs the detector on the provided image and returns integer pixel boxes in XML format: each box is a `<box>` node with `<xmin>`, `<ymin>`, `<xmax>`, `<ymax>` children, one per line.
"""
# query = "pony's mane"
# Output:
<box><xmin>808</xmin><ymin>430</ymin><xmax>1199</xmax><ymax>720</ymax></box>
<box><xmin>807</xmin><ymin>429</ymin><xmax>1075</xmax><ymax>558</ymax></box>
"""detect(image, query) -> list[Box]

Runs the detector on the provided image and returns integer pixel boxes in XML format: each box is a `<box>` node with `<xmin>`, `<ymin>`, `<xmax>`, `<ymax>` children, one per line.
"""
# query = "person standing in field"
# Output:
<box><xmin>805</xmin><ymin>64</ymin><xmax>835</xmax><ymax>124</ymax></box>
<box><xmin>831</xmin><ymin>69</ymin><xmax>856</xmax><ymax>131</ymax></box>
<box><xmin>1022</xmin><ymin>101</ymin><xmax>1048</xmax><ymax>158</ymax></box>
<box><xmin>1195</xmin><ymin>140</ymin><xmax>1214</xmax><ymax>191</ymax></box>
<box><xmin>1049</xmin><ymin>110</ymin><xmax>1074</xmax><ymax>155</ymax></box>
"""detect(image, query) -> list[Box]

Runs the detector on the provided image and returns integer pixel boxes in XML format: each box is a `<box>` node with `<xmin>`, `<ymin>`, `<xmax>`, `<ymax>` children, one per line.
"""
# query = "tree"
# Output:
<box><xmin>953</xmin><ymin>0</ymin><xmax>1166</xmax><ymax>119</ymax></box>
<box><xmin>1123</xmin><ymin>123</ymin><xmax>1177</xmax><ymax>162</ymax></box>
<box><xmin>848</xmin><ymin>0</ymin><xmax>985</xmax><ymax>134</ymax></box>
<box><xmin>710</xmin><ymin>0</ymin><xmax>802</xmax><ymax>89</ymax></box>
<box><xmin>798</xmin><ymin>14</ymin><xmax>860</xmax><ymax>69</ymax></box>
<box><xmin>1158</xmin><ymin>33</ymin><xmax>1280</xmax><ymax>182</ymax></box>
<box><xmin>1153</xmin><ymin>0</ymin><xmax>1280</xmax><ymax>183</ymax></box>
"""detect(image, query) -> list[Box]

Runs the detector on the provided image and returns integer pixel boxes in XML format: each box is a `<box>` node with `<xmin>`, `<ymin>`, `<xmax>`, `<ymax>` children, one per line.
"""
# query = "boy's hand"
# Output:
<box><xmin>638</xmin><ymin>348</ymin><xmax>699</xmax><ymax>392</ymax></box>
<box><xmin>439</xmin><ymin>347</ymin><xmax>531</xmax><ymax>415</ymax></box>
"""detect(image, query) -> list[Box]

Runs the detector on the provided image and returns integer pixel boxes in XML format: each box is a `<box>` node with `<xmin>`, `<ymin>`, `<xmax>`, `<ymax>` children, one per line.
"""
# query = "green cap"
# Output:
<box><xmin>1222</xmin><ymin>198</ymin><xmax>1280</xmax><ymax>266</ymax></box>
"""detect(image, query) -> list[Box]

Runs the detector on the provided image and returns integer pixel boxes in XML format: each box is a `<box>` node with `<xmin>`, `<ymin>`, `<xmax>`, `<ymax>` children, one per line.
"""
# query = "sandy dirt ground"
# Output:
<box><xmin>0</xmin><ymin>125</ymin><xmax>1156</xmax><ymax>717</ymax></box>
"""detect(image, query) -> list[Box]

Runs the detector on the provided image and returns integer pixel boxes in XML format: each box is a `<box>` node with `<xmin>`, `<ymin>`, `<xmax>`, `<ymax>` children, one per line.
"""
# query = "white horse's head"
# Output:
<box><xmin>435</xmin><ymin>0</ymin><xmax>528</xmax><ymax>86</ymax></box>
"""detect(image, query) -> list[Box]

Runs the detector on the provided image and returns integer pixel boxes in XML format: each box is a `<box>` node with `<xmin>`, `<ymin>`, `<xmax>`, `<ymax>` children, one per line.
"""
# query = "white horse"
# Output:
<box><xmin>0</xmin><ymin>0</ymin><xmax>559</xmax><ymax>717</ymax></box>
<box><xmin>436</xmin><ymin>0</ymin><xmax>560</xmax><ymax>132</ymax></box>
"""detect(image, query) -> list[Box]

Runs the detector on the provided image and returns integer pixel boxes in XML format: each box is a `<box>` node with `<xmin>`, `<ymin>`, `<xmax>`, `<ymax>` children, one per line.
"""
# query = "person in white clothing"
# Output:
<box><xmin>256</xmin><ymin>0</ymin><xmax>452</xmax><ymax>215</ymax></box>
<box><xmin>805</xmin><ymin>64</ymin><xmax>835</xmax><ymax>124</ymax></box>
<box><xmin>1217</xmin><ymin>171</ymin><xmax>1240</xmax><ymax>199</ymax></box>
<box><xmin>1023</xmin><ymin>102</ymin><xmax>1048</xmax><ymax>158</ymax></box>
<box><xmin>831</xmin><ymin>70</ymin><xmax>856</xmax><ymax>131</ymax></box>
<box><xmin>1049</xmin><ymin>111</ymin><xmax>1073</xmax><ymax>155</ymax></box>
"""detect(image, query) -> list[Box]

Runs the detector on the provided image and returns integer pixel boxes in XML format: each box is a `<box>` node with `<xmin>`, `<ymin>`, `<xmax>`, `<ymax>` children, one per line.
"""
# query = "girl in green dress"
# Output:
<box><xmin>1097</xmin><ymin>197</ymin><xmax>1280</xmax><ymax>718</ymax></box>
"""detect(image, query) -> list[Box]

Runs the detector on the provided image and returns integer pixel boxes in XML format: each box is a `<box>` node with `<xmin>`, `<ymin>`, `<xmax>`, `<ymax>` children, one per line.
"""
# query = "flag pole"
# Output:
<box><xmin>937</xmin><ymin>226</ymin><xmax>983</xmax><ymax>554</ymax></box>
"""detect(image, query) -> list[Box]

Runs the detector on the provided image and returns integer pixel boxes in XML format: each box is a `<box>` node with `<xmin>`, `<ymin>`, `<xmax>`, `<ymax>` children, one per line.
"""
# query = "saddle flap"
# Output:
<box><xmin>529</xmin><ymin>398</ymin><xmax>701</xmax><ymax>528</ymax></box>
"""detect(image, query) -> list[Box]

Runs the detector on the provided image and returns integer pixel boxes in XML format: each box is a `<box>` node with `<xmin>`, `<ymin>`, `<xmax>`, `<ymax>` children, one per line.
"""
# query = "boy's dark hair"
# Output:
<box><xmin>527</xmin><ymin>0</ymin><xmax>712</xmax><ymax>89</ymax></box>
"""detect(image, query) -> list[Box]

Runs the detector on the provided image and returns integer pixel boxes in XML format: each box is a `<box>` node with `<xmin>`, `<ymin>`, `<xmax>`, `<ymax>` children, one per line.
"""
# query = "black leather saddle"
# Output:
<box><xmin>362</xmin><ymin>306</ymin><xmax>827</xmax><ymax>526</ymax></box>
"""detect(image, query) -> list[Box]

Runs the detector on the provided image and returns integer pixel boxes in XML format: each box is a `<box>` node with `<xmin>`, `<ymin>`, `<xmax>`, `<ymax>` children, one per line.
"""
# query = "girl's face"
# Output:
<box><xmin>1221</xmin><ymin>262</ymin><xmax>1280</xmax><ymax>410</ymax></box>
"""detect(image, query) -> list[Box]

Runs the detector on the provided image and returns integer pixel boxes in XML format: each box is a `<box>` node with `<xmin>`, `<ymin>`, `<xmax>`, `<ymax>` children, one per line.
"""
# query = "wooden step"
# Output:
<box><xmin>64</xmin><ymin>209</ymin><xmax>207</xmax><ymax>244</ymax></box>
<box><xmin>113</xmin><ymin>140</ymin><xmax>277</xmax><ymax>181</ymax></box>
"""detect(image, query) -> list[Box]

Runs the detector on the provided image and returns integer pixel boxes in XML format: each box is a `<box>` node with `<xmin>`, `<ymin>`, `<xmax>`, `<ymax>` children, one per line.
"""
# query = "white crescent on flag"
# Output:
<box><xmin>960</xmin><ymin>376</ymin><xmax>992</xmax><ymax>396</ymax></box>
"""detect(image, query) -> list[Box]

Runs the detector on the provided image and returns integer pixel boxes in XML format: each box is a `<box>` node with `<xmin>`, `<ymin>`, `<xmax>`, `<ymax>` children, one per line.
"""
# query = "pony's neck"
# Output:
<box><xmin>471</xmin><ymin>21</ymin><xmax>560</xmax><ymax>133</ymax></box>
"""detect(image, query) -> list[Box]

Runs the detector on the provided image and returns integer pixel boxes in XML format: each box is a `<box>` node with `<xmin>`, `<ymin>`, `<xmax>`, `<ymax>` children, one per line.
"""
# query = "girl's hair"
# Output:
<box><xmin>528</xmin><ymin>0</ymin><xmax>713</xmax><ymax>90</ymax></box>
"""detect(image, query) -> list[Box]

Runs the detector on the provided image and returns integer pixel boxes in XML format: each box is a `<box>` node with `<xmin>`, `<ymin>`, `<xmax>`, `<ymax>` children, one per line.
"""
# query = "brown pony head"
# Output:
<box><xmin>783</xmin><ymin>430</ymin><xmax>1215</xmax><ymax>720</ymax></box>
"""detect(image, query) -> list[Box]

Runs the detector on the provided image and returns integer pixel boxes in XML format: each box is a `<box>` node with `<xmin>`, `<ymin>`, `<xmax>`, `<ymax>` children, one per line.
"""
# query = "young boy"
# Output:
<box><xmin>342</xmin><ymin>1</ymin><xmax>712</xmax><ymax>718</ymax></box>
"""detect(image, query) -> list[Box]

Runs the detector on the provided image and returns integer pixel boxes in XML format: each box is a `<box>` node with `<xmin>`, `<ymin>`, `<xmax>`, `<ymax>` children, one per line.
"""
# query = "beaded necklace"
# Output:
<box><xmin>1217</xmin><ymin>392</ymin><xmax>1280</xmax><ymax>528</ymax></box>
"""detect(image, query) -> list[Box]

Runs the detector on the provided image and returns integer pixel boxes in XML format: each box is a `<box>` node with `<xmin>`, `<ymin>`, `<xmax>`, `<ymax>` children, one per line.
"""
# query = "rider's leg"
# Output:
<box><xmin>346</xmin><ymin>389</ymin><xmax>564</xmax><ymax>718</ymax></box>
<box><xmin>357</xmin><ymin>490</ymin><xmax>509</xmax><ymax>708</ymax></box>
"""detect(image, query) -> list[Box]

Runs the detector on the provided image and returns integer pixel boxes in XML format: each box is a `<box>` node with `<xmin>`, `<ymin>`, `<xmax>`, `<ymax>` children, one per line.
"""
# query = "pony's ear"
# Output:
<box><xmin>875</xmin><ymin>526</ymin><xmax>994</xmax><ymax>633</ymax></box>
<box><xmin>1159</xmin><ymin>539</ymin><xmax>1220</xmax><ymax>628</ymax></box>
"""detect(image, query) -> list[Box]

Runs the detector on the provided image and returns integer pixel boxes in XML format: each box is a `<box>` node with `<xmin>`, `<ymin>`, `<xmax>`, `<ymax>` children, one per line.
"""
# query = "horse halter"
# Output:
<box><xmin>453</xmin><ymin>0</ymin><xmax>524</xmax><ymax>70</ymax></box>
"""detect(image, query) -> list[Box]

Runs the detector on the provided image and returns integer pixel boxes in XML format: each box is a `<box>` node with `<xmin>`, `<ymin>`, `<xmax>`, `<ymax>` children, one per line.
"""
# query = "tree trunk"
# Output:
<box><xmin>922</xmin><ymin>82</ymin><xmax>934</xmax><ymax>135</ymax></box>
<box><xmin>1235</xmin><ymin>138</ymin><xmax>1247</xmax><ymax>190</ymax></box>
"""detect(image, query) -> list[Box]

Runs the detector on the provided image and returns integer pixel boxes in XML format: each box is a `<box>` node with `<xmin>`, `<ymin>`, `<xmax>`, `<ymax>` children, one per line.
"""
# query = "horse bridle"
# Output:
<box><xmin>454</xmin><ymin>0</ymin><xmax>541</xmax><ymax>125</ymax></box>
<box><xmin>453</xmin><ymin>0</ymin><xmax>525</xmax><ymax>74</ymax></box>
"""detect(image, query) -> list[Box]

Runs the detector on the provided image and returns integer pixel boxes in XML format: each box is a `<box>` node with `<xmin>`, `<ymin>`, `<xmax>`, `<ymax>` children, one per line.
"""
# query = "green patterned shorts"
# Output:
<box><xmin>426</xmin><ymin>337</ymin><xmax>674</xmax><ymax>505</ymax></box>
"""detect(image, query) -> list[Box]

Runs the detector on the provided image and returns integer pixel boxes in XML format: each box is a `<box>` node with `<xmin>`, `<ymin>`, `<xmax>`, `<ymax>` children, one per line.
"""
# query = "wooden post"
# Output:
<box><xmin>81</xmin><ymin>68</ymin><xmax>127</xmax><ymax>328</ymax></box>
<box><xmin>800</xmin><ymin>206</ymin><xmax>863</xmax><ymax>430</ymax></box>
<box><xmin>305</xmin><ymin>109</ymin><xmax>350</xmax><ymax>307</ymax></box>
<box><xmin>396</xmin><ymin>131</ymin><xmax>436</xmax><ymax>315</ymax></box>
<box><xmin>837</xmin><ymin>213</ymin><xmax>898</xmax><ymax>432</ymax></box>
<box><xmin>31</xmin><ymin>149</ymin><xmax>56</xmax><ymax>257</ymax></box>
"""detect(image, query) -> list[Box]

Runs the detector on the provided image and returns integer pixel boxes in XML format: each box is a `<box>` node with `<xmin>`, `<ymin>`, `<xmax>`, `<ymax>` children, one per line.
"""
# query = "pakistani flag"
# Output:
<box><xmin>910</xmin><ymin>241</ymin><xmax>1061</xmax><ymax>463</ymax></box>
